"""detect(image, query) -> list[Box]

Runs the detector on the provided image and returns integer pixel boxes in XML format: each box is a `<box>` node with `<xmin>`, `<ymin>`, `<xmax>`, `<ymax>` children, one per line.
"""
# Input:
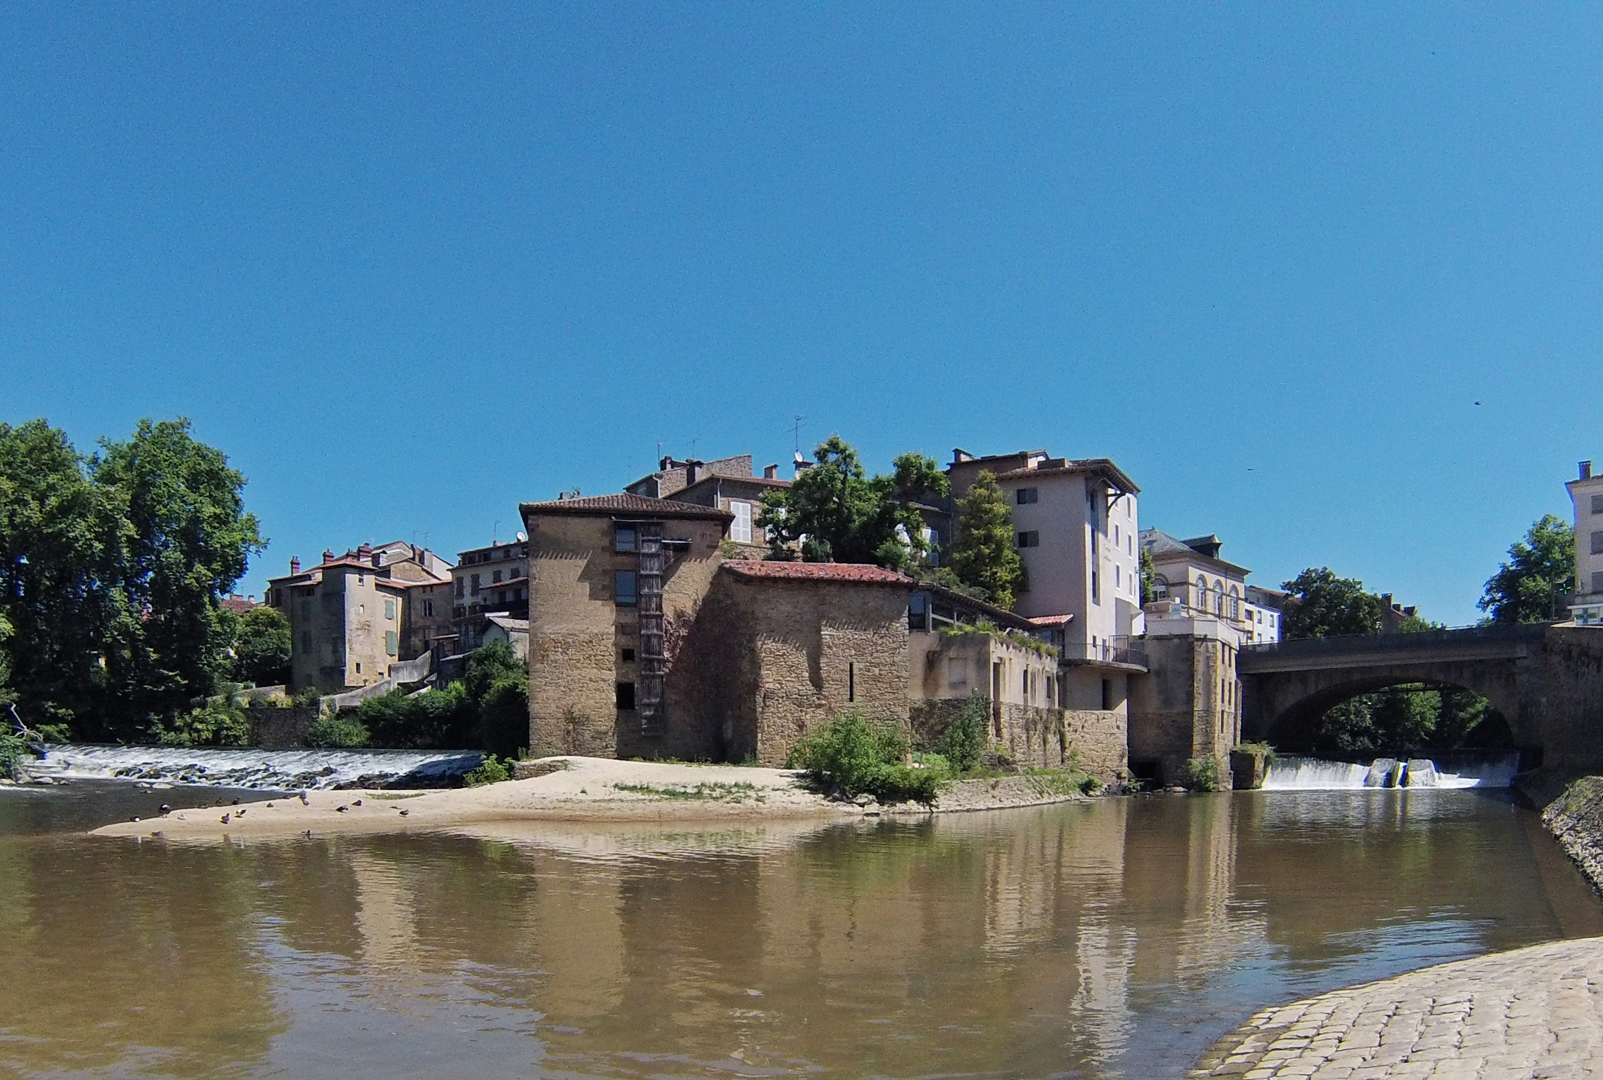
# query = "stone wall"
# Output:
<box><xmin>1129</xmin><ymin>632</ymin><xmax>1238</xmax><ymax>785</ymax></box>
<box><xmin>247</xmin><ymin>704</ymin><xmax>321</xmax><ymax>749</ymax></box>
<box><xmin>909</xmin><ymin>698</ymin><xmax>1127</xmax><ymax>783</ymax></box>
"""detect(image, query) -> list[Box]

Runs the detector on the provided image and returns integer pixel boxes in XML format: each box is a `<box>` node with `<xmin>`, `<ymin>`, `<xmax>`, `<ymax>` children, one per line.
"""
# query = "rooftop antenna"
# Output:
<box><xmin>689</xmin><ymin>437</ymin><xmax>699</xmax><ymax>458</ymax></box>
<box><xmin>791</xmin><ymin>414</ymin><xmax>804</xmax><ymax>455</ymax></box>
<box><xmin>492</xmin><ymin>520</ymin><xmax>499</xmax><ymax>544</ymax></box>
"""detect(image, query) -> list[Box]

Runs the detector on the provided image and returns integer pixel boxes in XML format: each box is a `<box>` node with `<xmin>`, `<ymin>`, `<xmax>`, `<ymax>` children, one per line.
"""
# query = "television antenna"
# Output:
<box><xmin>791</xmin><ymin>414</ymin><xmax>804</xmax><ymax>455</ymax></box>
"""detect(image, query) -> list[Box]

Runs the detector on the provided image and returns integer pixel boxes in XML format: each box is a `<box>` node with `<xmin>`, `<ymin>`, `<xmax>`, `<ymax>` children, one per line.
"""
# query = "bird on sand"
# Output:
<box><xmin>302</xmin><ymin>830</ymin><xmax>312</xmax><ymax>838</ymax></box>
<box><xmin>266</xmin><ymin>802</ymin><xmax>274</xmax><ymax>808</ymax></box>
<box><xmin>398</xmin><ymin>809</ymin><xmax>409</xmax><ymax>817</ymax></box>
<box><xmin>352</xmin><ymin>799</ymin><xmax>362</xmax><ymax>807</ymax></box>
<box><xmin>236</xmin><ymin>808</ymin><xmax>246</xmax><ymax>817</ymax></box>
<box><xmin>335</xmin><ymin>805</ymin><xmax>349</xmax><ymax>813</ymax></box>
<box><xmin>220</xmin><ymin>813</ymin><xmax>231</xmax><ymax>824</ymax></box>
<box><xmin>298</xmin><ymin>791</ymin><xmax>310</xmax><ymax>805</ymax></box>
<box><xmin>158</xmin><ymin>804</ymin><xmax>173</xmax><ymax>816</ymax></box>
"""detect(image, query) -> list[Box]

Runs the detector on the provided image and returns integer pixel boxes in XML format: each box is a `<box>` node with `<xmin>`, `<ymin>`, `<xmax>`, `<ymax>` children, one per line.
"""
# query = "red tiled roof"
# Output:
<box><xmin>992</xmin><ymin>457</ymin><xmax>1139</xmax><ymax>494</ymax></box>
<box><xmin>1027</xmin><ymin>613</ymin><xmax>1075</xmax><ymax>626</ymax></box>
<box><xmin>675</xmin><ymin>473</ymin><xmax>792</xmax><ymax>493</ymax></box>
<box><xmin>720</xmin><ymin>561</ymin><xmax>913</xmax><ymax>586</ymax></box>
<box><xmin>220</xmin><ymin>596</ymin><xmax>258</xmax><ymax>615</ymax></box>
<box><xmin>520</xmin><ymin>493</ymin><xmax>733</xmax><ymax>519</ymax></box>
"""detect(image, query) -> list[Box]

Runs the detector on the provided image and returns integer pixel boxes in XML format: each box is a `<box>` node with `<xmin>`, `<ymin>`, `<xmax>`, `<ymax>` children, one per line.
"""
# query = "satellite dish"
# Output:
<box><xmin>515</xmin><ymin>531</ymin><xmax>528</xmax><ymax>542</ymax></box>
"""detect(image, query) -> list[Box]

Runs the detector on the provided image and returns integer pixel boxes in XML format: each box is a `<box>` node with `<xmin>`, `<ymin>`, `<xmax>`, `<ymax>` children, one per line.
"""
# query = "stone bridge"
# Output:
<box><xmin>1239</xmin><ymin>625</ymin><xmax>1603</xmax><ymax>768</ymax></box>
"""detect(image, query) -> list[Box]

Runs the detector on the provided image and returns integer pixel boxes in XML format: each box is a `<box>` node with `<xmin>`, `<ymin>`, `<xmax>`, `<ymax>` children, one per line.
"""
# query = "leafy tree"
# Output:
<box><xmin>231</xmin><ymin>606</ymin><xmax>292</xmax><ymax>687</ymax></box>
<box><xmin>0</xmin><ymin>420</ymin><xmax>116</xmax><ymax>727</ymax></box>
<box><xmin>949</xmin><ymin>471</ymin><xmax>1026</xmax><ymax>609</ymax></box>
<box><xmin>1478</xmin><ymin>514</ymin><xmax>1574</xmax><ymax>624</ymax></box>
<box><xmin>465</xmin><ymin>638</ymin><xmax>529</xmax><ymax>757</ymax></box>
<box><xmin>92</xmin><ymin>419</ymin><xmax>263</xmax><ymax>734</ymax></box>
<box><xmin>1280</xmin><ymin>568</ymin><xmax>1382</xmax><ymax>640</ymax></box>
<box><xmin>1139</xmin><ymin>546</ymin><xmax>1156</xmax><ymax>605</ymax></box>
<box><xmin>759</xmin><ymin>436</ymin><xmax>947</xmax><ymax>567</ymax></box>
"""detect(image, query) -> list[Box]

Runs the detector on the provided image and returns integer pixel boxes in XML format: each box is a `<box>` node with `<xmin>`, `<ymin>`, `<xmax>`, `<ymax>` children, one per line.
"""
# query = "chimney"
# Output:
<box><xmin>1583</xmin><ymin>461</ymin><xmax>1594</xmax><ymax>480</ymax></box>
<box><xmin>323</xmin><ymin>549</ymin><xmax>335</xmax><ymax>563</ymax></box>
<box><xmin>290</xmin><ymin>556</ymin><xmax>300</xmax><ymax>575</ymax></box>
<box><xmin>794</xmin><ymin>451</ymin><xmax>812</xmax><ymax>476</ymax></box>
<box><xmin>685</xmin><ymin>459</ymin><xmax>702</xmax><ymax>486</ymax></box>
<box><xmin>952</xmin><ymin>448</ymin><xmax>974</xmax><ymax>464</ymax></box>
<box><xmin>763</xmin><ymin>463</ymin><xmax>778</xmax><ymax>480</ymax></box>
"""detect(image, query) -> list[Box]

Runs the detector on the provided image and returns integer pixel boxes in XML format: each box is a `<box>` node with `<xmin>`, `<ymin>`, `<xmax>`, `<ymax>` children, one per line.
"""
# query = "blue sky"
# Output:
<box><xmin>2</xmin><ymin>4</ymin><xmax>1596</xmax><ymax>625</ymax></box>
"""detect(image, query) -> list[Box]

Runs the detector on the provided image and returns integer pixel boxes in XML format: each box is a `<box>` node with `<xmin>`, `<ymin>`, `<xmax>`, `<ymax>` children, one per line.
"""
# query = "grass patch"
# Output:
<box><xmin>364</xmin><ymin>791</ymin><xmax>426</xmax><ymax>801</ymax></box>
<box><xmin>613</xmin><ymin>781</ymin><xmax>767</xmax><ymax>803</ymax></box>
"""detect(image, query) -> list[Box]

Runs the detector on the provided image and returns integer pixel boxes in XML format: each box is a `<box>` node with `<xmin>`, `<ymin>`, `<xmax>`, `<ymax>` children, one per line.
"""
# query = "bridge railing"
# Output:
<box><xmin>1240</xmin><ymin>621</ymin><xmax>1551</xmax><ymax>659</ymax></box>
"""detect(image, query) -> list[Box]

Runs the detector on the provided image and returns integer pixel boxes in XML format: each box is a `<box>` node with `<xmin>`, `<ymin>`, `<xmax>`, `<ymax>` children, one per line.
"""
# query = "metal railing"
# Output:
<box><xmin>1239</xmin><ymin>621</ymin><xmax>1552</xmax><ymax>658</ymax></box>
<box><xmin>1060</xmin><ymin>636</ymin><xmax>1148</xmax><ymax>668</ymax></box>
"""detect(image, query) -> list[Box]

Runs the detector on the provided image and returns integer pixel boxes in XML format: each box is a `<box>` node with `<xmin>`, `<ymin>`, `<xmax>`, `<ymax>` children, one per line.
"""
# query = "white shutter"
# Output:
<box><xmin>731</xmin><ymin>501</ymin><xmax>752</xmax><ymax>544</ymax></box>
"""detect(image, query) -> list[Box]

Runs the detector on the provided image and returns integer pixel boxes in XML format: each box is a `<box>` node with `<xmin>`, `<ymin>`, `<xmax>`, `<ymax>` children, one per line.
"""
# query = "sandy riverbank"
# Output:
<box><xmin>87</xmin><ymin>756</ymin><xmax>1093</xmax><ymax>841</ymax></box>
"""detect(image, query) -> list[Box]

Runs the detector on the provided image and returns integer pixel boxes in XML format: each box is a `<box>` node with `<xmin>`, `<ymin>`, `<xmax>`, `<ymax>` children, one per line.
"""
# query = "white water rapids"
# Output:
<box><xmin>1262</xmin><ymin>752</ymin><xmax>1520</xmax><ymax>791</ymax></box>
<box><xmin>21</xmin><ymin>744</ymin><xmax>485</xmax><ymax>790</ymax></box>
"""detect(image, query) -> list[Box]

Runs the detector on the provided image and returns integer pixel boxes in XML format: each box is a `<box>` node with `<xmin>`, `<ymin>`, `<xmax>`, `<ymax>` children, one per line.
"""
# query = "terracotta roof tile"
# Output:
<box><xmin>1027</xmin><ymin>613</ymin><xmax>1075</xmax><ymax>626</ymax></box>
<box><xmin>520</xmin><ymin>493</ymin><xmax>733</xmax><ymax>519</ymax></box>
<box><xmin>720</xmin><ymin>561</ymin><xmax>913</xmax><ymax>586</ymax></box>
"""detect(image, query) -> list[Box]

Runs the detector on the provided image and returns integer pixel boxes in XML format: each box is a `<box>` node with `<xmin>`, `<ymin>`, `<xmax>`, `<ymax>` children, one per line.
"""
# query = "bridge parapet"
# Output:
<box><xmin>1239</xmin><ymin>623</ymin><xmax>1550</xmax><ymax>674</ymax></box>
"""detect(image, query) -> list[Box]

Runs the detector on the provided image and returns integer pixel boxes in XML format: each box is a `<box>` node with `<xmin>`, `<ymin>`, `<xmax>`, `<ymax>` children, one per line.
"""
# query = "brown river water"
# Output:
<box><xmin>1</xmin><ymin>782</ymin><xmax>1600</xmax><ymax>1079</ymax></box>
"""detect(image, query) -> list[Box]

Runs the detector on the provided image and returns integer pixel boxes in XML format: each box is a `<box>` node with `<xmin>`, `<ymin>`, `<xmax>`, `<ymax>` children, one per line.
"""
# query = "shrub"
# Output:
<box><xmin>0</xmin><ymin>731</ymin><xmax>28</xmax><ymax>780</ymax></box>
<box><xmin>1180</xmin><ymin>756</ymin><xmax>1221</xmax><ymax>792</ymax></box>
<box><xmin>463</xmin><ymin>754</ymin><xmax>510</xmax><ymax>786</ymax></box>
<box><xmin>789</xmin><ymin>710</ymin><xmax>945</xmax><ymax>803</ymax></box>
<box><xmin>304</xmin><ymin>712</ymin><xmax>371</xmax><ymax>749</ymax></box>
<box><xmin>940</xmin><ymin>696</ymin><xmax>989</xmax><ymax>773</ymax></box>
<box><xmin>291</xmin><ymin>686</ymin><xmax>322</xmax><ymax>709</ymax></box>
<box><xmin>1234</xmin><ymin>740</ymin><xmax>1277</xmax><ymax>765</ymax></box>
<box><xmin>152</xmin><ymin>703</ymin><xmax>252</xmax><ymax>747</ymax></box>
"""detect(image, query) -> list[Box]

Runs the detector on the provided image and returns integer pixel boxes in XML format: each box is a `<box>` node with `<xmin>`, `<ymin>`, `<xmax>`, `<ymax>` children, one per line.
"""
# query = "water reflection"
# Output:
<box><xmin>0</xmin><ymin>786</ymin><xmax>1599</xmax><ymax>1079</ymax></box>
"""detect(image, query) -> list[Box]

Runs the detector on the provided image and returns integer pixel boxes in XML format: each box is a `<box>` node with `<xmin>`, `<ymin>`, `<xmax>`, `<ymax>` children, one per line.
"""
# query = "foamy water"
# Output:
<box><xmin>1263</xmin><ymin>752</ymin><xmax>1520</xmax><ymax>791</ymax></box>
<box><xmin>22</xmin><ymin>743</ymin><xmax>484</xmax><ymax>790</ymax></box>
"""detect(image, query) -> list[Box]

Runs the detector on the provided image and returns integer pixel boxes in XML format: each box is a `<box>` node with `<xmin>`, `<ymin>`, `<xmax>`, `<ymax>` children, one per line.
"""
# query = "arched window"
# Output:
<box><xmin>1153</xmin><ymin>575</ymin><xmax>1170</xmax><ymax>600</ymax></box>
<box><xmin>1194</xmin><ymin>575</ymin><xmax>1208</xmax><ymax>611</ymax></box>
<box><xmin>1213</xmin><ymin>580</ymin><xmax>1225</xmax><ymax>615</ymax></box>
<box><xmin>1228</xmin><ymin>585</ymin><xmax>1241</xmax><ymax>620</ymax></box>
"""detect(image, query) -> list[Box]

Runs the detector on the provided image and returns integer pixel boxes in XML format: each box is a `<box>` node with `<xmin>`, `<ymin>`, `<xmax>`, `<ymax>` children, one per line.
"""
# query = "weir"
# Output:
<box><xmin>21</xmin><ymin>744</ymin><xmax>485</xmax><ymax>790</ymax></box>
<box><xmin>1262</xmin><ymin>751</ymin><xmax>1521</xmax><ymax>791</ymax></box>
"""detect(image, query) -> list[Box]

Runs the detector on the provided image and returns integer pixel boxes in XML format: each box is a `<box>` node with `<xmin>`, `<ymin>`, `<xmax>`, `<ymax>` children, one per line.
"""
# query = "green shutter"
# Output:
<box><xmin>385</xmin><ymin>631</ymin><xmax>397</xmax><ymax>655</ymax></box>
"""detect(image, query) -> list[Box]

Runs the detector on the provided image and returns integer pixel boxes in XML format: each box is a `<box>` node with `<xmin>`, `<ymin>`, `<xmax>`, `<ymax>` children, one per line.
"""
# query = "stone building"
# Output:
<box><xmin>907</xmin><ymin>584</ymin><xmax>1127</xmax><ymax>779</ymax></box>
<box><xmin>665</xmin><ymin>465</ymin><xmax>790</xmax><ymax>556</ymax></box>
<box><xmin>521</xmin><ymin>493</ymin><xmax>734</xmax><ymax>759</ymax></box>
<box><xmin>624</xmin><ymin>453</ymin><xmax>758</xmax><ymax>499</ymax></box>
<box><xmin>1568</xmin><ymin>460</ymin><xmax>1603</xmax><ymax>626</ymax></box>
<box><xmin>264</xmin><ymin>541</ymin><xmax>453</xmax><ymax>694</ymax></box>
<box><xmin>1128</xmin><ymin>600</ymin><xmax>1244</xmax><ymax>785</ymax></box>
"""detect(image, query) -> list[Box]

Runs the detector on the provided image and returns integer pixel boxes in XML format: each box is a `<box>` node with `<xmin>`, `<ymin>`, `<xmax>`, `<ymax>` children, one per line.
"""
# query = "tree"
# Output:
<box><xmin>1478</xmin><ymin>514</ymin><xmax>1574</xmax><ymax>624</ymax></box>
<box><xmin>92</xmin><ymin>419</ymin><xmax>263</xmax><ymax>733</ymax></box>
<box><xmin>1280</xmin><ymin>568</ymin><xmax>1382</xmax><ymax>640</ymax></box>
<box><xmin>949</xmin><ymin>471</ymin><xmax>1026</xmax><ymax>609</ymax></box>
<box><xmin>0</xmin><ymin>420</ymin><xmax>115</xmax><ymax>726</ymax></box>
<box><xmin>759</xmin><ymin>436</ymin><xmax>948</xmax><ymax>568</ymax></box>
<box><xmin>232</xmin><ymin>606</ymin><xmax>292</xmax><ymax>687</ymax></box>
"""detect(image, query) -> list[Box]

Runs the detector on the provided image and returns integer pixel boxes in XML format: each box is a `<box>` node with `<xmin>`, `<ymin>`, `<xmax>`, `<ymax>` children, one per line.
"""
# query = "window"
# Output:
<box><xmin>616</xmin><ymin>681</ymin><xmax>636</xmax><ymax>710</ymax></box>
<box><xmin>1115</xmin><ymin>564</ymin><xmax>1120</xmax><ymax>587</ymax></box>
<box><xmin>947</xmin><ymin>656</ymin><xmax>967</xmax><ymax>688</ymax></box>
<box><xmin>300</xmin><ymin>599</ymin><xmax>312</xmax><ymax>621</ymax></box>
<box><xmin>1594</xmin><ymin>570</ymin><xmax>1603</xmax><ymax>594</ymax></box>
<box><xmin>1153</xmin><ymin>576</ymin><xmax>1169</xmax><ymax>599</ymax></box>
<box><xmin>615</xmin><ymin>570</ymin><xmax>638</xmax><ymax>607</ymax></box>
<box><xmin>1016</xmin><ymin>488</ymin><xmax>1038</xmax><ymax>505</ymax></box>
<box><xmin>1593</xmin><ymin>494</ymin><xmax>1603</xmax><ymax>514</ymax></box>
<box><xmin>498</xmin><ymin>590</ymin><xmax>508</xmax><ymax>603</ymax></box>
<box><xmin>922</xmin><ymin>526</ymin><xmax>939</xmax><ymax>566</ymax></box>
<box><xmin>384</xmin><ymin>598</ymin><xmax>395</xmax><ymax>620</ymax></box>
<box><xmin>1593</xmin><ymin>531</ymin><xmax>1603</xmax><ymax>555</ymax></box>
<box><xmin>908</xmin><ymin>593</ymin><xmax>929</xmax><ymax>632</ymax></box>
<box><xmin>621</xmin><ymin>648</ymin><xmax>636</xmax><ymax>662</ymax></box>
<box><xmin>493</xmin><ymin>570</ymin><xmax>503</xmax><ymax>584</ymax></box>
<box><xmin>615</xmin><ymin>526</ymin><xmax>638</xmax><ymax>552</ymax></box>
<box><xmin>423</xmin><ymin>600</ymin><xmax>434</xmax><ymax>617</ymax></box>
<box><xmin>355</xmin><ymin>662</ymin><xmax>361</xmax><ymax>674</ymax></box>
<box><xmin>848</xmin><ymin>662</ymin><xmax>856</xmax><ymax>703</ymax></box>
<box><xmin>301</xmin><ymin>631</ymin><xmax>312</xmax><ymax>655</ymax></box>
<box><xmin>1101</xmin><ymin>679</ymin><xmax>1113</xmax><ymax>711</ymax></box>
<box><xmin>456</xmin><ymin>578</ymin><xmax>465</xmax><ymax>599</ymax></box>
<box><xmin>385</xmin><ymin>631</ymin><xmax>397</xmax><ymax>655</ymax></box>
<box><xmin>470</xmin><ymin>573</ymin><xmax>481</xmax><ymax>596</ymax></box>
<box><xmin>730</xmin><ymin>501</ymin><xmax>753</xmax><ymax>544</ymax></box>
<box><xmin>1017</xmin><ymin>530</ymin><xmax>1040</xmax><ymax>548</ymax></box>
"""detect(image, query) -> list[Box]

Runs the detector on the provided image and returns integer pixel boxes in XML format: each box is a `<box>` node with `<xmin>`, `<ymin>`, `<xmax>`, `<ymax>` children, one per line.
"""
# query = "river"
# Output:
<box><xmin>0</xmin><ymin>781</ymin><xmax>1598</xmax><ymax>1079</ymax></box>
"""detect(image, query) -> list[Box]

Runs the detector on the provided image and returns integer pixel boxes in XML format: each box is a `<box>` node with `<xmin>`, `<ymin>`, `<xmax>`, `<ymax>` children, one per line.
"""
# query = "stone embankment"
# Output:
<box><xmin>1188</xmin><ymin>937</ymin><xmax>1603</xmax><ymax>1079</ymax></box>
<box><xmin>1538</xmin><ymin>775</ymin><xmax>1603</xmax><ymax>895</ymax></box>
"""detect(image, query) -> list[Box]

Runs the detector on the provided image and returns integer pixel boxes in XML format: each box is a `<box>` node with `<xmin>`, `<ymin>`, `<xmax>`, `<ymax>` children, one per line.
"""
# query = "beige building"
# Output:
<box><xmin>451</xmin><ymin>540</ymin><xmax>529</xmax><ymax>651</ymax></box>
<box><xmin>665</xmin><ymin>465</ymin><xmax>790</xmax><ymax>555</ymax></box>
<box><xmin>265</xmin><ymin>541</ymin><xmax>453</xmax><ymax>694</ymax></box>
<box><xmin>1569</xmin><ymin>460</ymin><xmax>1603</xmax><ymax>627</ymax></box>
<box><xmin>945</xmin><ymin>449</ymin><xmax>1146</xmax><ymax>720</ymax></box>
<box><xmin>1129</xmin><ymin>600</ymin><xmax>1245</xmax><ymax>784</ymax></box>
<box><xmin>1141</xmin><ymin>529</ymin><xmax>1281</xmax><ymax>645</ymax></box>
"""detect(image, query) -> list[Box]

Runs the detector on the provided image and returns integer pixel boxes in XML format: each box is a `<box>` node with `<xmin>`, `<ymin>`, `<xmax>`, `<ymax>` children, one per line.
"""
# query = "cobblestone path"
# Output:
<box><xmin>1187</xmin><ymin>937</ymin><xmax>1603</xmax><ymax>1079</ymax></box>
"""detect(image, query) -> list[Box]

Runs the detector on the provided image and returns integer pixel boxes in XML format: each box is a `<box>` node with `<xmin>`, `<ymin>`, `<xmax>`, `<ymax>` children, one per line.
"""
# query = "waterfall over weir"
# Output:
<box><xmin>21</xmin><ymin>744</ymin><xmax>485</xmax><ymax>790</ymax></box>
<box><xmin>1262</xmin><ymin>752</ymin><xmax>1520</xmax><ymax>790</ymax></box>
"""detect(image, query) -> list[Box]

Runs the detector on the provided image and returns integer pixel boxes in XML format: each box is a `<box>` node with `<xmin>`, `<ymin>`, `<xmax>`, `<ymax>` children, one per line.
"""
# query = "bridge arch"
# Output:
<box><xmin>1258</xmin><ymin>672</ymin><xmax>1517</xmax><ymax>751</ymax></box>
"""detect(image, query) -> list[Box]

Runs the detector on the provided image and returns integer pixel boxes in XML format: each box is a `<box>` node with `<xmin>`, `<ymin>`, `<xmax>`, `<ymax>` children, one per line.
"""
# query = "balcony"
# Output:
<box><xmin>1060</xmin><ymin>635</ymin><xmax>1147</xmax><ymax>669</ymax></box>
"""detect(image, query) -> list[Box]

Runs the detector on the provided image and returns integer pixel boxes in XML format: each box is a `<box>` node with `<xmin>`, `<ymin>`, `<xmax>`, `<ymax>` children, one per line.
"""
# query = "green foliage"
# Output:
<box><xmin>1301</xmin><ymin>683</ymin><xmax>1505</xmax><ymax>753</ymax></box>
<box><xmin>758</xmin><ymin>436</ymin><xmax>947</xmax><ymax>567</ymax></box>
<box><xmin>614</xmin><ymin>780</ymin><xmax>764</xmax><ymax>802</ymax></box>
<box><xmin>349</xmin><ymin>641</ymin><xmax>528</xmax><ymax>751</ymax></box>
<box><xmin>149</xmin><ymin>699</ymin><xmax>253</xmax><ymax>747</ymax></box>
<box><xmin>0</xmin><ymin>418</ymin><xmax>263</xmax><ymax>741</ymax></box>
<box><xmin>1139</xmin><ymin>547</ymin><xmax>1156</xmax><ymax>605</ymax></box>
<box><xmin>0</xmin><ymin>729</ymin><xmax>31</xmax><ymax>780</ymax></box>
<box><xmin>939</xmin><ymin>696</ymin><xmax>990</xmax><ymax>773</ymax></box>
<box><xmin>303</xmin><ymin>711</ymin><xmax>371</xmax><ymax>749</ymax></box>
<box><xmin>291</xmin><ymin>686</ymin><xmax>322</xmax><ymax>709</ymax></box>
<box><xmin>463</xmin><ymin>753</ymin><xmax>511</xmax><ymax>786</ymax></box>
<box><xmin>1234</xmin><ymin>741</ymin><xmax>1278</xmax><ymax>765</ymax></box>
<box><xmin>949</xmin><ymin>471</ymin><xmax>1025</xmax><ymax>610</ymax></box>
<box><xmin>1281</xmin><ymin>567</ymin><xmax>1383</xmax><ymax>639</ymax></box>
<box><xmin>1180</xmin><ymin>756</ymin><xmax>1221</xmax><ymax>792</ymax></box>
<box><xmin>231</xmin><ymin>606</ymin><xmax>291</xmax><ymax>687</ymax></box>
<box><xmin>788</xmin><ymin>709</ymin><xmax>944</xmax><ymax>802</ymax></box>
<box><xmin>1479</xmin><ymin>514</ymin><xmax>1574</xmax><ymax>624</ymax></box>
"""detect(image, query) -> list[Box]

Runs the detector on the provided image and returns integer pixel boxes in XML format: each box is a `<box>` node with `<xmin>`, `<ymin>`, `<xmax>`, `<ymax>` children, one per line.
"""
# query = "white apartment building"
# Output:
<box><xmin>452</xmin><ymin>540</ymin><xmax>529</xmax><ymax>650</ymax></box>
<box><xmin>946</xmin><ymin>449</ymin><xmax>1145</xmax><ymax>714</ymax></box>
<box><xmin>1568</xmin><ymin>460</ymin><xmax>1603</xmax><ymax>626</ymax></box>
